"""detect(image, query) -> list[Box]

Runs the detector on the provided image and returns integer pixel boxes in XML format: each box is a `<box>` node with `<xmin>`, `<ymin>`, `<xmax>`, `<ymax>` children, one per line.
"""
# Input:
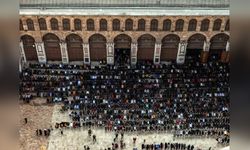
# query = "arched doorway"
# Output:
<box><xmin>89</xmin><ymin>34</ymin><xmax>106</xmax><ymax>62</ymax></box>
<box><xmin>20</xmin><ymin>35</ymin><xmax>38</xmax><ymax>61</ymax></box>
<box><xmin>43</xmin><ymin>33</ymin><xmax>61</xmax><ymax>61</ymax></box>
<box><xmin>186</xmin><ymin>33</ymin><xmax>206</xmax><ymax>61</ymax></box>
<box><xmin>114</xmin><ymin>34</ymin><xmax>132</xmax><ymax>65</ymax></box>
<box><xmin>66</xmin><ymin>34</ymin><xmax>83</xmax><ymax>61</ymax></box>
<box><xmin>137</xmin><ymin>34</ymin><xmax>155</xmax><ymax>62</ymax></box>
<box><xmin>161</xmin><ymin>34</ymin><xmax>180</xmax><ymax>61</ymax></box>
<box><xmin>209</xmin><ymin>33</ymin><xmax>229</xmax><ymax>62</ymax></box>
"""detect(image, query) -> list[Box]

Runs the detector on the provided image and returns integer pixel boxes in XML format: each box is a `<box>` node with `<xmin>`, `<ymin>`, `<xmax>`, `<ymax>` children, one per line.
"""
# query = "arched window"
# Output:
<box><xmin>50</xmin><ymin>18</ymin><xmax>59</xmax><ymax>30</ymax></box>
<box><xmin>63</xmin><ymin>19</ymin><xmax>70</xmax><ymax>30</ymax></box>
<box><xmin>175</xmin><ymin>19</ymin><xmax>184</xmax><ymax>31</ymax></box>
<box><xmin>89</xmin><ymin>34</ymin><xmax>107</xmax><ymax>61</ymax></box>
<box><xmin>210</xmin><ymin>33</ymin><xmax>229</xmax><ymax>50</ymax></box>
<box><xmin>138</xmin><ymin>19</ymin><xmax>145</xmax><ymax>31</ymax></box>
<box><xmin>186</xmin><ymin>33</ymin><xmax>207</xmax><ymax>60</ymax></box>
<box><xmin>38</xmin><ymin>18</ymin><xmax>47</xmax><ymax>30</ymax></box>
<box><xmin>200</xmin><ymin>19</ymin><xmax>210</xmax><ymax>31</ymax></box>
<box><xmin>225</xmin><ymin>19</ymin><xmax>230</xmax><ymax>31</ymax></box>
<box><xmin>161</xmin><ymin>34</ymin><xmax>180</xmax><ymax>61</ymax></box>
<box><xmin>43</xmin><ymin>33</ymin><xmax>61</xmax><ymax>61</ymax></box>
<box><xmin>187</xmin><ymin>33</ymin><xmax>207</xmax><ymax>50</ymax></box>
<box><xmin>74</xmin><ymin>19</ymin><xmax>82</xmax><ymax>30</ymax></box>
<box><xmin>66</xmin><ymin>34</ymin><xmax>83</xmax><ymax>61</ymax></box>
<box><xmin>87</xmin><ymin>19</ymin><xmax>94</xmax><ymax>31</ymax></box>
<box><xmin>21</xmin><ymin>35</ymin><xmax>37</xmax><ymax>61</ymax></box>
<box><xmin>113</xmin><ymin>19</ymin><xmax>120</xmax><ymax>31</ymax></box>
<box><xmin>150</xmin><ymin>19</ymin><xmax>158</xmax><ymax>31</ymax></box>
<box><xmin>213</xmin><ymin>19</ymin><xmax>222</xmax><ymax>31</ymax></box>
<box><xmin>114</xmin><ymin>34</ymin><xmax>132</xmax><ymax>49</ymax></box>
<box><xmin>209</xmin><ymin>33</ymin><xmax>229</xmax><ymax>61</ymax></box>
<box><xmin>125</xmin><ymin>19</ymin><xmax>133</xmax><ymax>31</ymax></box>
<box><xmin>100</xmin><ymin>19</ymin><xmax>107</xmax><ymax>31</ymax></box>
<box><xmin>26</xmin><ymin>19</ymin><xmax>34</xmax><ymax>31</ymax></box>
<box><xmin>137</xmin><ymin>34</ymin><xmax>156</xmax><ymax>60</ymax></box>
<box><xmin>19</xmin><ymin>19</ymin><xmax>24</xmax><ymax>31</ymax></box>
<box><xmin>188</xmin><ymin>19</ymin><xmax>197</xmax><ymax>31</ymax></box>
<box><xmin>163</xmin><ymin>19</ymin><xmax>171</xmax><ymax>31</ymax></box>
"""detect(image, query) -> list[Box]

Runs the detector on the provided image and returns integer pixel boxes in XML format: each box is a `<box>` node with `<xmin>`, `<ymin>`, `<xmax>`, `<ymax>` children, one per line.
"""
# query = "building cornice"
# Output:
<box><xmin>19</xmin><ymin>7</ymin><xmax>230</xmax><ymax>16</ymax></box>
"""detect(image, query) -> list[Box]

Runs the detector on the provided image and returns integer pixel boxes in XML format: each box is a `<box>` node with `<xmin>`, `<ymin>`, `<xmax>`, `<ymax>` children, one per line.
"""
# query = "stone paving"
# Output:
<box><xmin>47</xmin><ymin>105</ymin><xmax>226</xmax><ymax>150</ymax></box>
<box><xmin>19</xmin><ymin>100</ymin><xmax>228</xmax><ymax>150</ymax></box>
<box><xmin>19</xmin><ymin>98</ymin><xmax>55</xmax><ymax>150</ymax></box>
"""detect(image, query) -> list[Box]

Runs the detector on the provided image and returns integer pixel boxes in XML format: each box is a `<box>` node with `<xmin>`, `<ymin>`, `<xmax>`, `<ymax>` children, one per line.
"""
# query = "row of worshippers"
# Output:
<box><xmin>141</xmin><ymin>142</ymin><xmax>195</xmax><ymax>150</ymax></box>
<box><xmin>20</xmin><ymin>60</ymin><xmax>229</xmax><ymax>140</ymax></box>
<box><xmin>20</xmin><ymin>93</ymin><xmax>33</xmax><ymax>103</ymax></box>
<box><xmin>216</xmin><ymin>134</ymin><xmax>230</xmax><ymax>145</ymax></box>
<box><xmin>174</xmin><ymin>129</ymin><xmax>227</xmax><ymax>138</ymax></box>
<box><xmin>101</xmin><ymin>142</ymin><xmax>195</xmax><ymax>150</ymax></box>
<box><xmin>36</xmin><ymin>128</ymin><xmax>51</xmax><ymax>136</ymax></box>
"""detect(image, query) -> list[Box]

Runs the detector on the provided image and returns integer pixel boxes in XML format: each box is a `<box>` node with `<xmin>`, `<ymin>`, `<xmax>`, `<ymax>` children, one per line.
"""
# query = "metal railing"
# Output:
<box><xmin>20</xmin><ymin>0</ymin><xmax>229</xmax><ymax>8</ymax></box>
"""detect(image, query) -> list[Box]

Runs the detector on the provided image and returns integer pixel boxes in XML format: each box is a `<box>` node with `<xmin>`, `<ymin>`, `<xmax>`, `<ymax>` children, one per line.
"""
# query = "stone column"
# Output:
<box><xmin>70</xmin><ymin>18</ymin><xmax>75</xmax><ymax>31</ymax></box>
<box><xmin>154</xmin><ymin>43</ymin><xmax>161</xmax><ymax>64</ymax></box>
<box><xmin>59</xmin><ymin>42</ymin><xmax>69</xmax><ymax>64</ymax></box>
<box><xmin>19</xmin><ymin>41</ymin><xmax>27</xmax><ymax>63</ymax></box>
<box><xmin>106</xmin><ymin>42</ymin><xmax>114</xmax><ymax>65</ymax></box>
<box><xmin>221</xmin><ymin>41</ymin><xmax>230</xmax><ymax>63</ymax></box>
<box><xmin>226</xmin><ymin>41</ymin><xmax>230</xmax><ymax>52</ymax></box>
<box><xmin>176</xmin><ymin>40</ymin><xmax>188</xmax><ymax>64</ymax></box>
<box><xmin>82</xmin><ymin>43</ymin><xmax>90</xmax><ymax>64</ymax></box>
<box><xmin>46</xmin><ymin>18</ymin><xmax>51</xmax><ymax>30</ymax></box>
<box><xmin>35</xmin><ymin>42</ymin><xmax>46</xmax><ymax>63</ymax></box>
<box><xmin>22</xmin><ymin>18</ymin><xmax>28</xmax><ymax>31</ymax></box>
<box><xmin>200</xmin><ymin>41</ymin><xmax>210</xmax><ymax>63</ymax></box>
<box><xmin>131</xmin><ymin>43</ymin><xmax>138</xmax><ymax>65</ymax></box>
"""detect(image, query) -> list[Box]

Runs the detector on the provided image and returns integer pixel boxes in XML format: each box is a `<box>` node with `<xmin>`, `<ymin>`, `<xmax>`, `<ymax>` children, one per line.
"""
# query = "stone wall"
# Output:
<box><xmin>20</xmin><ymin>15</ymin><xmax>230</xmax><ymax>43</ymax></box>
<box><xmin>19</xmin><ymin>15</ymin><xmax>230</xmax><ymax>64</ymax></box>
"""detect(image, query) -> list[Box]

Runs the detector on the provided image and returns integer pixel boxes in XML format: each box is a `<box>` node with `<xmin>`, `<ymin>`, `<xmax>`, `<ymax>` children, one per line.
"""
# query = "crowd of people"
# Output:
<box><xmin>20</xmin><ymin>56</ymin><xmax>230</xmax><ymax>148</ymax></box>
<box><xmin>216</xmin><ymin>134</ymin><xmax>230</xmax><ymax>145</ymax></box>
<box><xmin>35</xmin><ymin>128</ymin><xmax>51</xmax><ymax>137</ymax></box>
<box><xmin>141</xmin><ymin>142</ymin><xmax>195</xmax><ymax>150</ymax></box>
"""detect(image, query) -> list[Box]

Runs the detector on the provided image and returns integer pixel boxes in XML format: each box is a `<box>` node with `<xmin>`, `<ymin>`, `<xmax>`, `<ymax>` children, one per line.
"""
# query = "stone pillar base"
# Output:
<box><xmin>106</xmin><ymin>43</ymin><xmax>114</xmax><ymax>65</ymax></box>
<box><xmin>35</xmin><ymin>42</ymin><xmax>47</xmax><ymax>63</ymax></box>
<box><xmin>83</xmin><ymin>43</ymin><xmax>90</xmax><ymax>64</ymax></box>
<box><xmin>60</xmin><ymin>42</ymin><xmax>69</xmax><ymax>64</ymax></box>
<box><xmin>154</xmin><ymin>57</ymin><xmax>160</xmax><ymax>64</ymax></box>
<box><xmin>176</xmin><ymin>40</ymin><xmax>187</xmax><ymax>64</ymax></box>
<box><xmin>154</xmin><ymin>43</ymin><xmax>161</xmax><ymax>64</ymax></box>
<box><xmin>176</xmin><ymin>56</ymin><xmax>185</xmax><ymax>64</ymax></box>
<box><xmin>62</xmin><ymin>58</ymin><xmax>69</xmax><ymax>64</ymax></box>
<box><xmin>131</xmin><ymin>57</ymin><xmax>137</xmax><ymax>65</ymax></box>
<box><xmin>131</xmin><ymin>43</ymin><xmax>138</xmax><ymax>65</ymax></box>
<box><xmin>107</xmin><ymin>57</ymin><xmax>114</xmax><ymax>65</ymax></box>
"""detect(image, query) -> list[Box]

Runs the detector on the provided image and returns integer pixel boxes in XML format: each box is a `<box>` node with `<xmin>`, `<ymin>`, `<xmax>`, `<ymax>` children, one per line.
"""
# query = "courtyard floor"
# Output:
<box><xmin>20</xmin><ymin>99</ymin><xmax>227</xmax><ymax>150</ymax></box>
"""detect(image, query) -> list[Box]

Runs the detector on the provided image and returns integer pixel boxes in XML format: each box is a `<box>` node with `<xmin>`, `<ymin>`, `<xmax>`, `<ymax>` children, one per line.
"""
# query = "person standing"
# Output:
<box><xmin>93</xmin><ymin>134</ymin><xmax>96</xmax><ymax>143</ymax></box>
<box><xmin>121</xmin><ymin>132</ymin><xmax>124</xmax><ymax>140</ymax></box>
<box><xmin>39</xmin><ymin>129</ymin><xmax>42</xmax><ymax>136</ymax></box>
<box><xmin>36</xmin><ymin>129</ymin><xmax>39</xmax><ymax>136</ymax></box>
<box><xmin>115</xmin><ymin>132</ymin><xmax>119</xmax><ymax>139</ymax></box>
<box><xmin>88</xmin><ymin>128</ymin><xmax>92</xmax><ymax>137</ymax></box>
<box><xmin>133</xmin><ymin>137</ymin><xmax>137</xmax><ymax>144</ymax></box>
<box><xmin>44</xmin><ymin>129</ymin><xmax>47</xmax><ymax>136</ymax></box>
<box><xmin>24</xmin><ymin>118</ymin><xmax>28</xmax><ymax>124</ymax></box>
<box><xmin>47</xmin><ymin>129</ymin><xmax>51</xmax><ymax>136</ymax></box>
<box><xmin>60</xmin><ymin>129</ymin><xmax>63</xmax><ymax>135</ymax></box>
